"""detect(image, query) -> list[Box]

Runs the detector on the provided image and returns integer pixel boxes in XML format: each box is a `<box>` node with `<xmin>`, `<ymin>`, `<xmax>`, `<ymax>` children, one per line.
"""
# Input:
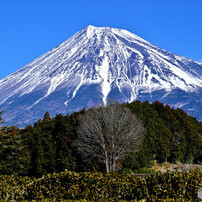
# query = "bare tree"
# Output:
<box><xmin>76</xmin><ymin>103</ymin><xmax>145</xmax><ymax>172</ymax></box>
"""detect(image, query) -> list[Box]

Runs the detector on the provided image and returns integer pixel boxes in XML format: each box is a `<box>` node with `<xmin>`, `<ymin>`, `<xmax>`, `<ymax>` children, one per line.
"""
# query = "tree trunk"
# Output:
<box><xmin>106</xmin><ymin>157</ymin><xmax>110</xmax><ymax>173</ymax></box>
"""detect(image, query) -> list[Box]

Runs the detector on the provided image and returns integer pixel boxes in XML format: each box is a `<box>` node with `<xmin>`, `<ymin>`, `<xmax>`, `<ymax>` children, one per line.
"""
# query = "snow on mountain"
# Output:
<box><xmin>0</xmin><ymin>25</ymin><xmax>201</xmax><ymax>127</ymax></box>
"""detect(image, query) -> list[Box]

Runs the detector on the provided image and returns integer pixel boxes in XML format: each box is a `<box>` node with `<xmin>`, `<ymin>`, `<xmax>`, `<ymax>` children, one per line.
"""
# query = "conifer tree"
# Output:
<box><xmin>43</xmin><ymin>111</ymin><xmax>51</xmax><ymax>120</ymax></box>
<box><xmin>0</xmin><ymin>109</ymin><xmax>4</xmax><ymax>126</ymax></box>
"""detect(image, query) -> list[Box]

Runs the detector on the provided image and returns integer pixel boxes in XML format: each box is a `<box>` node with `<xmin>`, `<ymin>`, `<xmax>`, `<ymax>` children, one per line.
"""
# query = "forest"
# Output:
<box><xmin>0</xmin><ymin>100</ymin><xmax>201</xmax><ymax>177</ymax></box>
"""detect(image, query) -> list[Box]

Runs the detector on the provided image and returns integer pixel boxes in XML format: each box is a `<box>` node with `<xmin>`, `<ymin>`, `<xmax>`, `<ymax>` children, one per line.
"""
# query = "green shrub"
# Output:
<box><xmin>0</xmin><ymin>170</ymin><xmax>201</xmax><ymax>201</ymax></box>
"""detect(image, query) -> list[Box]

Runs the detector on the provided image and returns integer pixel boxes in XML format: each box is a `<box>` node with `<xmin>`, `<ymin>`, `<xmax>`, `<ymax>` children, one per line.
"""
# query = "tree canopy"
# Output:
<box><xmin>0</xmin><ymin>109</ymin><xmax>4</xmax><ymax>126</ymax></box>
<box><xmin>0</xmin><ymin>101</ymin><xmax>201</xmax><ymax>176</ymax></box>
<box><xmin>76</xmin><ymin>104</ymin><xmax>145</xmax><ymax>172</ymax></box>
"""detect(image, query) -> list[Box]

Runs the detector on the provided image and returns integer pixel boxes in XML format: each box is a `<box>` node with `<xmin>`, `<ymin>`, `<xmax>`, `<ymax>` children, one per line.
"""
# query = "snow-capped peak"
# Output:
<box><xmin>0</xmin><ymin>25</ymin><xmax>201</xmax><ymax>126</ymax></box>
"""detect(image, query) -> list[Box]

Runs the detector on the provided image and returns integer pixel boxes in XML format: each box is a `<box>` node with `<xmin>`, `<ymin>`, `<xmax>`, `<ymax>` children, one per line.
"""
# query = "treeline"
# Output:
<box><xmin>124</xmin><ymin>101</ymin><xmax>202</xmax><ymax>169</ymax></box>
<box><xmin>0</xmin><ymin>101</ymin><xmax>201</xmax><ymax>177</ymax></box>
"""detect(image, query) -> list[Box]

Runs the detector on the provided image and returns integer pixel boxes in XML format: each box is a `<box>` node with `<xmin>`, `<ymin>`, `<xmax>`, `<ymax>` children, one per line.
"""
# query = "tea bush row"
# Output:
<box><xmin>0</xmin><ymin>170</ymin><xmax>201</xmax><ymax>201</ymax></box>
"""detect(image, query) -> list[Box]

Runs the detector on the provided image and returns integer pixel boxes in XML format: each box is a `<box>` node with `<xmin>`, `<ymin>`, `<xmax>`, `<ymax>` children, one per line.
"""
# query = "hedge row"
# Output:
<box><xmin>0</xmin><ymin>170</ymin><xmax>201</xmax><ymax>201</ymax></box>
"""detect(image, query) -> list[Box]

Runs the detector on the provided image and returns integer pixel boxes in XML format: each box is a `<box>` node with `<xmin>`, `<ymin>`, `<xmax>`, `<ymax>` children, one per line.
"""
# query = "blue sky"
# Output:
<box><xmin>0</xmin><ymin>0</ymin><xmax>202</xmax><ymax>79</ymax></box>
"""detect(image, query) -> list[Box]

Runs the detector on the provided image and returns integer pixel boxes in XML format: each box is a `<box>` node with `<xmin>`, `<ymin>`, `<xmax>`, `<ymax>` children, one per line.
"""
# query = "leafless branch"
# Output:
<box><xmin>76</xmin><ymin>103</ymin><xmax>144</xmax><ymax>172</ymax></box>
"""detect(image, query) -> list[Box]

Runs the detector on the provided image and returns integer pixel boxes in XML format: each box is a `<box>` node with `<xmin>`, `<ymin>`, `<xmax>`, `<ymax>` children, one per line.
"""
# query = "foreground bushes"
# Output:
<box><xmin>0</xmin><ymin>170</ymin><xmax>201</xmax><ymax>201</ymax></box>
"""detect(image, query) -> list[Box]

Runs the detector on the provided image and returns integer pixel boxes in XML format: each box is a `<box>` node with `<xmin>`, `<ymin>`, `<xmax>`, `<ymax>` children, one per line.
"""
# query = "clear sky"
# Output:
<box><xmin>0</xmin><ymin>0</ymin><xmax>202</xmax><ymax>79</ymax></box>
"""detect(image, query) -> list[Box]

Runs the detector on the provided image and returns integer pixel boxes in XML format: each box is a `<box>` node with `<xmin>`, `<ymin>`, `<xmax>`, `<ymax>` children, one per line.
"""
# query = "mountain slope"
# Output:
<box><xmin>0</xmin><ymin>25</ymin><xmax>201</xmax><ymax>127</ymax></box>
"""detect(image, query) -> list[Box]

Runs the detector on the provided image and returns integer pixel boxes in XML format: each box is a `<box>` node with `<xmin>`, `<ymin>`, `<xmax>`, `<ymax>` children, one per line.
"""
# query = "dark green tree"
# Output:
<box><xmin>0</xmin><ymin>125</ymin><xmax>30</xmax><ymax>175</ymax></box>
<box><xmin>43</xmin><ymin>111</ymin><xmax>51</xmax><ymax>121</ymax></box>
<box><xmin>52</xmin><ymin>114</ymin><xmax>77</xmax><ymax>172</ymax></box>
<box><xmin>0</xmin><ymin>109</ymin><xmax>4</xmax><ymax>126</ymax></box>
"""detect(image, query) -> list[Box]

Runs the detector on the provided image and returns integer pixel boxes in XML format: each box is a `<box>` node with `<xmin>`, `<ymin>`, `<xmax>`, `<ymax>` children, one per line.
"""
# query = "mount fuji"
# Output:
<box><xmin>0</xmin><ymin>25</ymin><xmax>201</xmax><ymax>127</ymax></box>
